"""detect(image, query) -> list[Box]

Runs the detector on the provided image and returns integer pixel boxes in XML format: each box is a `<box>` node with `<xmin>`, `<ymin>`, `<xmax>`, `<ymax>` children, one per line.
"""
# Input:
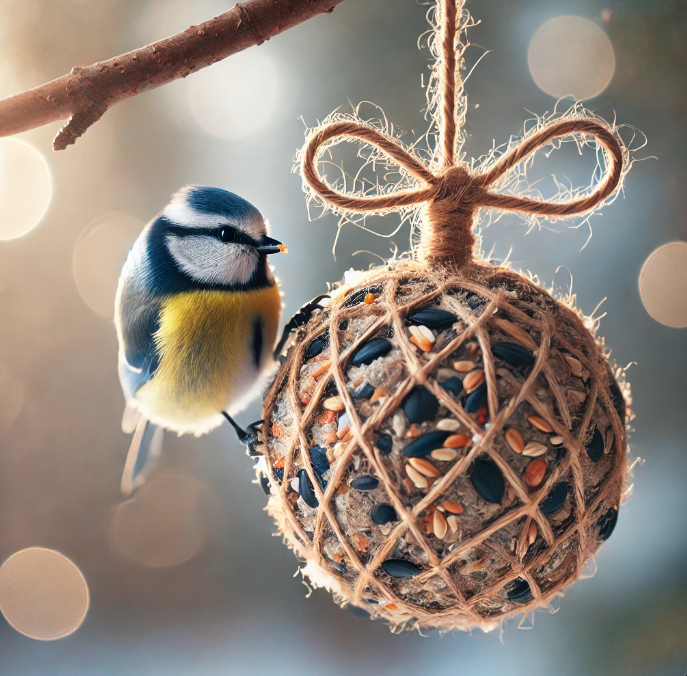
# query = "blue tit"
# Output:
<box><xmin>115</xmin><ymin>185</ymin><xmax>285</xmax><ymax>495</ymax></box>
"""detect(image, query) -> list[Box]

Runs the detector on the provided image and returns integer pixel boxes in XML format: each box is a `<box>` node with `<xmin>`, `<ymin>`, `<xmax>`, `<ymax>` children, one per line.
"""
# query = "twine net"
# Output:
<box><xmin>260</xmin><ymin>264</ymin><xmax>627</xmax><ymax>631</ymax></box>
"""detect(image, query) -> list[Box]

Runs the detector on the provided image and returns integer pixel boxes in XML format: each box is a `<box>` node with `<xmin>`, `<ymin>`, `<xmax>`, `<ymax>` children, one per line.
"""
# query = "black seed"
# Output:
<box><xmin>491</xmin><ymin>342</ymin><xmax>536</xmax><ymax>367</ymax></box>
<box><xmin>298</xmin><ymin>469</ymin><xmax>318</xmax><ymax>508</ymax></box>
<box><xmin>407</xmin><ymin>308</ymin><xmax>457</xmax><ymax>328</ymax></box>
<box><xmin>259</xmin><ymin>473</ymin><xmax>270</xmax><ymax>495</ymax></box>
<box><xmin>381</xmin><ymin>559</ymin><xmax>422</xmax><ymax>578</ymax></box>
<box><xmin>441</xmin><ymin>376</ymin><xmax>463</xmax><ymax>397</ymax></box>
<box><xmin>309</xmin><ymin>445</ymin><xmax>330</xmax><ymax>476</ymax></box>
<box><xmin>470</xmin><ymin>458</ymin><xmax>505</xmax><ymax>504</ymax></box>
<box><xmin>403</xmin><ymin>431</ymin><xmax>451</xmax><ymax>457</ymax></box>
<box><xmin>350</xmin><ymin>338</ymin><xmax>392</xmax><ymax>367</ymax></box>
<box><xmin>348</xmin><ymin>605</ymin><xmax>369</xmax><ymax>618</ymax></box>
<box><xmin>273</xmin><ymin>467</ymin><xmax>284</xmax><ymax>483</ymax></box>
<box><xmin>350</xmin><ymin>475</ymin><xmax>379</xmax><ymax>490</ymax></box>
<box><xmin>370</xmin><ymin>503</ymin><xmax>398</xmax><ymax>525</ymax></box>
<box><xmin>403</xmin><ymin>386</ymin><xmax>439</xmax><ymax>423</ymax></box>
<box><xmin>585</xmin><ymin>428</ymin><xmax>604</xmax><ymax>463</ymax></box>
<box><xmin>507</xmin><ymin>578</ymin><xmax>533</xmax><ymax>603</ymax></box>
<box><xmin>339</xmin><ymin>319</ymin><xmax>349</xmax><ymax>331</ymax></box>
<box><xmin>375</xmin><ymin>432</ymin><xmax>393</xmax><ymax>454</ymax></box>
<box><xmin>597</xmin><ymin>508</ymin><xmax>618</xmax><ymax>541</ymax></box>
<box><xmin>305</xmin><ymin>339</ymin><xmax>326</xmax><ymax>359</ymax></box>
<box><xmin>466</xmin><ymin>293</ymin><xmax>482</xmax><ymax>310</ymax></box>
<box><xmin>464</xmin><ymin>381</ymin><xmax>488</xmax><ymax>413</ymax></box>
<box><xmin>609</xmin><ymin>381</ymin><xmax>625</xmax><ymax>421</ymax></box>
<box><xmin>327</xmin><ymin>558</ymin><xmax>346</xmax><ymax>574</ymax></box>
<box><xmin>345</xmin><ymin>285</ymin><xmax>383</xmax><ymax>307</ymax></box>
<box><xmin>540</xmin><ymin>481</ymin><xmax>569</xmax><ymax>516</ymax></box>
<box><xmin>351</xmin><ymin>381</ymin><xmax>375</xmax><ymax>400</ymax></box>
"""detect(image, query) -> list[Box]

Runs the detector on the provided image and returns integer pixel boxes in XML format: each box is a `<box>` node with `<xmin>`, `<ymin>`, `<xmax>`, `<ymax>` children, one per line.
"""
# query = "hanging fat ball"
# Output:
<box><xmin>256</xmin><ymin>0</ymin><xmax>632</xmax><ymax>631</ymax></box>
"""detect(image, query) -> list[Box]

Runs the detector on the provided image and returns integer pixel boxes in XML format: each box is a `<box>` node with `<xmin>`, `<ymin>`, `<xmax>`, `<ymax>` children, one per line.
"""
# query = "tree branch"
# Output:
<box><xmin>0</xmin><ymin>0</ymin><xmax>345</xmax><ymax>151</ymax></box>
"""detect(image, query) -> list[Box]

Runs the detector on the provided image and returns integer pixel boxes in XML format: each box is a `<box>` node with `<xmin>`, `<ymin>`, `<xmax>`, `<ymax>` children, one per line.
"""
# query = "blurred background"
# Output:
<box><xmin>0</xmin><ymin>0</ymin><xmax>685</xmax><ymax>673</ymax></box>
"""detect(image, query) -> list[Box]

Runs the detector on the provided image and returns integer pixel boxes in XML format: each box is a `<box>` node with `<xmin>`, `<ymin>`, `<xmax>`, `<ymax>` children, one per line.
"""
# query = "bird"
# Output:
<box><xmin>114</xmin><ymin>185</ymin><xmax>286</xmax><ymax>495</ymax></box>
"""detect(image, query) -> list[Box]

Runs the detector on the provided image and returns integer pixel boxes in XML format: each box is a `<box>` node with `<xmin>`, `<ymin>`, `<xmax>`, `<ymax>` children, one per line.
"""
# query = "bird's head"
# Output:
<box><xmin>159</xmin><ymin>185</ymin><xmax>285</xmax><ymax>288</ymax></box>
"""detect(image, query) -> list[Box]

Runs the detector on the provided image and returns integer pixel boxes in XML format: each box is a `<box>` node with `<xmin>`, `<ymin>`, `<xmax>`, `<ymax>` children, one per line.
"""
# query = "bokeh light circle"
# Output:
<box><xmin>109</xmin><ymin>473</ymin><xmax>214</xmax><ymax>569</ymax></box>
<box><xmin>528</xmin><ymin>16</ymin><xmax>615</xmax><ymax>100</ymax></box>
<box><xmin>0</xmin><ymin>363</ymin><xmax>25</xmax><ymax>434</ymax></box>
<box><xmin>0</xmin><ymin>548</ymin><xmax>89</xmax><ymax>641</ymax></box>
<box><xmin>186</xmin><ymin>49</ymin><xmax>280</xmax><ymax>140</ymax></box>
<box><xmin>72</xmin><ymin>212</ymin><xmax>144</xmax><ymax>318</ymax></box>
<box><xmin>0</xmin><ymin>138</ymin><xmax>52</xmax><ymax>240</ymax></box>
<box><xmin>639</xmin><ymin>242</ymin><xmax>687</xmax><ymax>328</ymax></box>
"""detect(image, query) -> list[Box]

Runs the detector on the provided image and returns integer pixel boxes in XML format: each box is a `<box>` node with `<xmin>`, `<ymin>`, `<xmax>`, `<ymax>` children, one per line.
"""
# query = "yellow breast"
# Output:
<box><xmin>135</xmin><ymin>285</ymin><xmax>280</xmax><ymax>433</ymax></box>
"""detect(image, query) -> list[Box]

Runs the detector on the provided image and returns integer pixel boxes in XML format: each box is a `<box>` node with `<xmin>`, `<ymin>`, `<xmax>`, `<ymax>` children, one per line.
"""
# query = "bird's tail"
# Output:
<box><xmin>120</xmin><ymin>415</ymin><xmax>164</xmax><ymax>496</ymax></box>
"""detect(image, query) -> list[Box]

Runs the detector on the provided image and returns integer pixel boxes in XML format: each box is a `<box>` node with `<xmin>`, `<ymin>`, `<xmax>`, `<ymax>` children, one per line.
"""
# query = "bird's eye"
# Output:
<box><xmin>218</xmin><ymin>227</ymin><xmax>235</xmax><ymax>243</ymax></box>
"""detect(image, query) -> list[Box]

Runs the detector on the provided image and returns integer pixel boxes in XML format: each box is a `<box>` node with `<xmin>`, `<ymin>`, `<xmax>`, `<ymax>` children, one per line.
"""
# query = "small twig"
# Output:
<box><xmin>0</xmin><ymin>0</ymin><xmax>345</xmax><ymax>150</ymax></box>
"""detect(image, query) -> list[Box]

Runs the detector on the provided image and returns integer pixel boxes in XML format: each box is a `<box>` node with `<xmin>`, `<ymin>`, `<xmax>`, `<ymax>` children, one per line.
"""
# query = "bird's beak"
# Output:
<box><xmin>256</xmin><ymin>235</ymin><xmax>287</xmax><ymax>255</ymax></box>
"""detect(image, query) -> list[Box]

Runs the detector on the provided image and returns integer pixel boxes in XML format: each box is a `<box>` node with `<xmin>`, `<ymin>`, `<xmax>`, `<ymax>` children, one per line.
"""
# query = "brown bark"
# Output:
<box><xmin>0</xmin><ymin>0</ymin><xmax>345</xmax><ymax>150</ymax></box>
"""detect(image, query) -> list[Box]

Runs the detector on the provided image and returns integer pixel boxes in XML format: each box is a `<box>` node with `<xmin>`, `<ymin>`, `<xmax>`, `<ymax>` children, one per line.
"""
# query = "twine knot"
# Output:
<box><xmin>299</xmin><ymin>0</ymin><xmax>625</xmax><ymax>271</ymax></box>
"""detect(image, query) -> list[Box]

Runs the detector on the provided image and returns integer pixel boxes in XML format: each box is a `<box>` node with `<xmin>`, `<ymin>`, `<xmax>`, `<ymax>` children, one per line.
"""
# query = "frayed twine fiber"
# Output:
<box><xmin>259</xmin><ymin>0</ymin><xmax>632</xmax><ymax>631</ymax></box>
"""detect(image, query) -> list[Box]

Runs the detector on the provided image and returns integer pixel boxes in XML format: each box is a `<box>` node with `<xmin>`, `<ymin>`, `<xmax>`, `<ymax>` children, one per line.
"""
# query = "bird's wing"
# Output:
<box><xmin>120</xmin><ymin>416</ymin><xmax>164</xmax><ymax>496</ymax></box>
<box><xmin>116</xmin><ymin>280</ymin><xmax>163</xmax><ymax>400</ymax></box>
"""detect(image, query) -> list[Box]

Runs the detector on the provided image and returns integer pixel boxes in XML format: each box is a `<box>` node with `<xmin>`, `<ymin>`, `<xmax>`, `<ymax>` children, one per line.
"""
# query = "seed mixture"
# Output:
<box><xmin>257</xmin><ymin>262</ymin><xmax>629</xmax><ymax>632</ymax></box>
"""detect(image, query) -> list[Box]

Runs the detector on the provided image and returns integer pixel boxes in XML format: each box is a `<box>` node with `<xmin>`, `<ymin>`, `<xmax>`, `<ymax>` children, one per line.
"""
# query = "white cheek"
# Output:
<box><xmin>166</xmin><ymin>235</ymin><xmax>257</xmax><ymax>286</ymax></box>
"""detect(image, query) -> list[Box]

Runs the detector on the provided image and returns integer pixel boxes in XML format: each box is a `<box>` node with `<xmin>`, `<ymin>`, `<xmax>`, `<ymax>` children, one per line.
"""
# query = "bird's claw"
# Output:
<box><xmin>273</xmin><ymin>294</ymin><xmax>330</xmax><ymax>359</ymax></box>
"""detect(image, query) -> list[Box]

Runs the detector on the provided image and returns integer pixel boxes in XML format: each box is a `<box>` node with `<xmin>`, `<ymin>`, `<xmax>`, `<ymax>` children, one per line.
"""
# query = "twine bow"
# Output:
<box><xmin>301</xmin><ymin>0</ymin><xmax>624</xmax><ymax>270</ymax></box>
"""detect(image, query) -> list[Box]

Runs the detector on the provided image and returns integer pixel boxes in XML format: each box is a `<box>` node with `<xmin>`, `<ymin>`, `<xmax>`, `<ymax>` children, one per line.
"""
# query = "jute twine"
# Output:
<box><xmin>260</xmin><ymin>0</ymin><xmax>629</xmax><ymax>631</ymax></box>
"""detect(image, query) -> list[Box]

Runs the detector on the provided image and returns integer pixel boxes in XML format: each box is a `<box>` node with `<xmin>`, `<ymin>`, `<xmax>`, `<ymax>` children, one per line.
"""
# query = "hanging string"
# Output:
<box><xmin>300</xmin><ymin>0</ymin><xmax>625</xmax><ymax>271</ymax></box>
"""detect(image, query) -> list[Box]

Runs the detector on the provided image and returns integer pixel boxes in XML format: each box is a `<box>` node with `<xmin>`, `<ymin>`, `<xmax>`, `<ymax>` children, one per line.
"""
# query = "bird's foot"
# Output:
<box><xmin>222</xmin><ymin>413</ymin><xmax>264</xmax><ymax>457</ymax></box>
<box><xmin>273</xmin><ymin>294</ymin><xmax>330</xmax><ymax>359</ymax></box>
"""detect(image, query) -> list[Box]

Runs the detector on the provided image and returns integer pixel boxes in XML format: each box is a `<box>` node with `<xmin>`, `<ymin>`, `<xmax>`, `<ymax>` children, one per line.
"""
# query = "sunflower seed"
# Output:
<box><xmin>349</xmin><ymin>338</ymin><xmax>392</xmax><ymax>367</ymax></box>
<box><xmin>527</xmin><ymin>415</ymin><xmax>553</xmax><ymax>433</ymax></box>
<box><xmin>403</xmin><ymin>386</ymin><xmax>439</xmax><ymax>423</ymax></box>
<box><xmin>523</xmin><ymin>458</ymin><xmax>548</xmax><ymax>487</ymax></box>
<box><xmin>464</xmin><ymin>382</ymin><xmax>488</xmax><ymax>413</ymax></box>
<box><xmin>436</xmin><ymin>418</ymin><xmax>461</xmax><ymax>432</ymax></box>
<box><xmin>408</xmin><ymin>308</ymin><xmax>457</xmax><ymax>328</ymax></box>
<box><xmin>417</xmin><ymin>325</ymin><xmax>435</xmax><ymax>343</ymax></box>
<box><xmin>564</xmin><ymin>355</ymin><xmax>583</xmax><ymax>377</ymax></box>
<box><xmin>309</xmin><ymin>445</ymin><xmax>330</xmax><ymax>475</ymax></box>
<box><xmin>408</xmin><ymin>457</ymin><xmax>441</xmax><ymax>478</ymax></box>
<box><xmin>522</xmin><ymin>441</ymin><xmax>548</xmax><ymax>458</ymax></box>
<box><xmin>381</xmin><ymin>559</ymin><xmax>422</xmax><ymax>578</ymax></box>
<box><xmin>375</xmin><ymin>432</ymin><xmax>393</xmax><ymax>455</ymax></box>
<box><xmin>585</xmin><ymin>428</ymin><xmax>604</xmax><ymax>463</ymax></box>
<box><xmin>298</xmin><ymin>469</ymin><xmax>318</xmax><ymax>508</ymax></box>
<box><xmin>445</xmin><ymin>433</ymin><xmax>470</xmax><ymax>448</ymax></box>
<box><xmin>290</xmin><ymin>477</ymin><xmax>300</xmax><ymax>492</ymax></box>
<box><xmin>447</xmin><ymin>514</ymin><xmax>459</xmax><ymax>533</ymax></box>
<box><xmin>440</xmin><ymin>376</ymin><xmax>463</xmax><ymax>397</ymax></box>
<box><xmin>507</xmin><ymin>578</ymin><xmax>533</xmax><ymax>603</ymax></box>
<box><xmin>527</xmin><ymin>521</ymin><xmax>538</xmax><ymax>545</ymax></box>
<box><xmin>441</xmin><ymin>500</ymin><xmax>463</xmax><ymax>514</ymax></box>
<box><xmin>596</xmin><ymin>507</ymin><xmax>618</xmax><ymax>541</ymax></box>
<box><xmin>370</xmin><ymin>503</ymin><xmax>398</xmax><ymax>525</ymax></box>
<box><xmin>505</xmin><ymin>428</ymin><xmax>525</xmax><ymax>454</ymax></box>
<box><xmin>392</xmin><ymin>411</ymin><xmax>407</xmax><ymax>437</ymax></box>
<box><xmin>350</xmin><ymin>475</ymin><xmax>379</xmax><ymax>490</ymax></box>
<box><xmin>323</xmin><ymin>396</ymin><xmax>345</xmax><ymax>411</ymax></box>
<box><xmin>540</xmin><ymin>481</ymin><xmax>569</xmax><ymax>516</ymax></box>
<box><xmin>492</xmin><ymin>342</ymin><xmax>536</xmax><ymax>367</ymax></box>
<box><xmin>470</xmin><ymin>458</ymin><xmax>505</xmax><ymax>504</ymax></box>
<box><xmin>431</xmin><ymin>448</ymin><xmax>458</xmax><ymax>461</ymax></box>
<box><xmin>433</xmin><ymin>510</ymin><xmax>448</xmax><ymax>538</ymax></box>
<box><xmin>403</xmin><ymin>431</ymin><xmax>451</xmax><ymax>457</ymax></box>
<box><xmin>351</xmin><ymin>381</ymin><xmax>375</xmax><ymax>399</ymax></box>
<box><xmin>463</xmin><ymin>369</ymin><xmax>485</xmax><ymax>393</ymax></box>
<box><xmin>568</xmin><ymin>390</ymin><xmax>587</xmax><ymax>406</ymax></box>
<box><xmin>306</xmin><ymin>339</ymin><xmax>326</xmax><ymax>360</ymax></box>
<box><xmin>453</xmin><ymin>360</ymin><xmax>475</xmax><ymax>372</ymax></box>
<box><xmin>550</xmin><ymin>435</ymin><xmax>564</xmax><ymax>446</ymax></box>
<box><xmin>405</xmin><ymin>464</ymin><xmax>429</xmax><ymax>488</ymax></box>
